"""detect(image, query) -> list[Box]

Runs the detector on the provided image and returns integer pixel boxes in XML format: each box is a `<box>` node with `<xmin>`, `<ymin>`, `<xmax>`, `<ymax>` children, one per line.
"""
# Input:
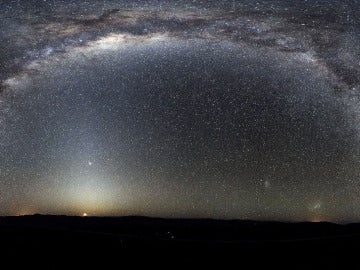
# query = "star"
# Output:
<box><xmin>264</xmin><ymin>181</ymin><xmax>271</xmax><ymax>189</ymax></box>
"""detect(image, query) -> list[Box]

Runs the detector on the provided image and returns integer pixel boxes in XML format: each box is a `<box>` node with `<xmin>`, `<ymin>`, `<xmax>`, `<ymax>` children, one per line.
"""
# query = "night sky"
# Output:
<box><xmin>0</xmin><ymin>0</ymin><xmax>360</xmax><ymax>222</ymax></box>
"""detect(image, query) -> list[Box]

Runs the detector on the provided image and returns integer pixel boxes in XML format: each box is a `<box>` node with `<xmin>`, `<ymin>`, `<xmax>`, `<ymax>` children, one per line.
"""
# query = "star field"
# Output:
<box><xmin>0</xmin><ymin>0</ymin><xmax>360</xmax><ymax>222</ymax></box>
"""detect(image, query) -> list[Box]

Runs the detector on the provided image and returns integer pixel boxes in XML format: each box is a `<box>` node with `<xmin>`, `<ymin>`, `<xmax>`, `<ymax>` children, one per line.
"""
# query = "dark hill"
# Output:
<box><xmin>1</xmin><ymin>215</ymin><xmax>360</xmax><ymax>268</ymax></box>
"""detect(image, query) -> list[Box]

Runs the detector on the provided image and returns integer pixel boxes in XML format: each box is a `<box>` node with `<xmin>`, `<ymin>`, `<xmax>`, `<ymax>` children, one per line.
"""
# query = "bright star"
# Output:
<box><xmin>264</xmin><ymin>181</ymin><xmax>270</xmax><ymax>188</ymax></box>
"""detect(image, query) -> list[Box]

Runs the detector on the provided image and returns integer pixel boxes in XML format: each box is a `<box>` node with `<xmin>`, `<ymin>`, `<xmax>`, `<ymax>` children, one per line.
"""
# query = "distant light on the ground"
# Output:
<box><xmin>83</xmin><ymin>213</ymin><xmax>88</xmax><ymax>217</ymax></box>
<box><xmin>311</xmin><ymin>218</ymin><xmax>323</xmax><ymax>223</ymax></box>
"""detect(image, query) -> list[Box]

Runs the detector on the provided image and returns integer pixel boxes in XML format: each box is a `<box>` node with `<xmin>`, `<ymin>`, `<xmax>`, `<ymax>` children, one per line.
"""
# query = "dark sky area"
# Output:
<box><xmin>0</xmin><ymin>0</ymin><xmax>360</xmax><ymax>222</ymax></box>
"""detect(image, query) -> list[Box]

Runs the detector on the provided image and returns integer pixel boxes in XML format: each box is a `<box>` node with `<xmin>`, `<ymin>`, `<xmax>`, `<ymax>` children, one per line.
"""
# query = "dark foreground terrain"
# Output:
<box><xmin>2</xmin><ymin>215</ymin><xmax>360</xmax><ymax>268</ymax></box>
